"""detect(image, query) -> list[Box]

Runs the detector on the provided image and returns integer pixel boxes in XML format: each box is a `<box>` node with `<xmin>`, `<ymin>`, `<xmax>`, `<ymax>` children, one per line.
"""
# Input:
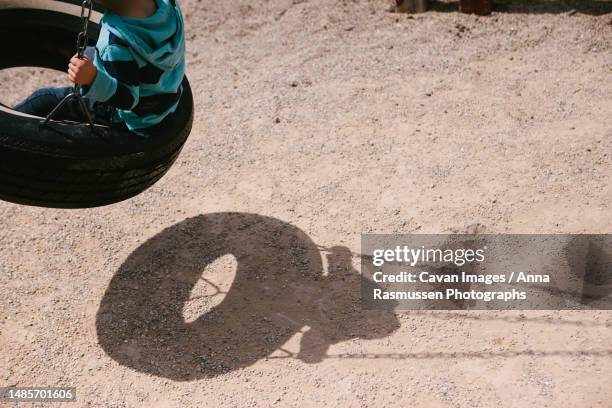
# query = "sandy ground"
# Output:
<box><xmin>1</xmin><ymin>0</ymin><xmax>612</xmax><ymax>407</ymax></box>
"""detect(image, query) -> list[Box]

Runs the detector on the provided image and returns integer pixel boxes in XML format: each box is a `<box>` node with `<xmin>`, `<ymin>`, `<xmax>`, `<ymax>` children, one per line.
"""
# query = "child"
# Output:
<box><xmin>15</xmin><ymin>0</ymin><xmax>185</xmax><ymax>134</ymax></box>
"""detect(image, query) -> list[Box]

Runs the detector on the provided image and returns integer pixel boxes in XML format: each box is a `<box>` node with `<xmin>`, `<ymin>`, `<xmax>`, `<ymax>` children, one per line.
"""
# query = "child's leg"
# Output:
<box><xmin>14</xmin><ymin>87</ymin><xmax>85</xmax><ymax>121</ymax></box>
<box><xmin>15</xmin><ymin>86</ymin><xmax>118</xmax><ymax>126</ymax></box>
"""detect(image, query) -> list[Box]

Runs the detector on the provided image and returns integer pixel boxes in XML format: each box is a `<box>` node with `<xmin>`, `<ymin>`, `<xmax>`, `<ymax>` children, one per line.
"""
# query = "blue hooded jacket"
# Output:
<box><xmin>83</xmin><ymin>0</ymin><xmax>186</xmax><ymax>131</ymax></box>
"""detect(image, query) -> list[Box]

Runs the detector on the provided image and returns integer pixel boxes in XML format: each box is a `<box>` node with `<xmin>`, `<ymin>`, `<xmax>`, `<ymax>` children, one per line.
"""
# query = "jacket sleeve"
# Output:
<box><xmin>82</xmin><ymin>44</ymin><xmax>140</xmax><ymax>110</ymax></box>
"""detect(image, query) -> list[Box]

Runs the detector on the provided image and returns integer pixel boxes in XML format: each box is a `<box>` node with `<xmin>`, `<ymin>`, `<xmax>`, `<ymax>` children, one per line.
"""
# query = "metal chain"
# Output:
<box><xmin>41</xmin><ymin>0</ymin><xmax>96</xmax><ymax>130</ymax></box>
<box><xmin>73</xmin><ymin>0</ymin><xmax>93</xmax><ymax>96</ymax></box>
<box><xmin>76</xmin><ymin>0</ymin><xmax>93</xmax><ymax>59</ymax></box>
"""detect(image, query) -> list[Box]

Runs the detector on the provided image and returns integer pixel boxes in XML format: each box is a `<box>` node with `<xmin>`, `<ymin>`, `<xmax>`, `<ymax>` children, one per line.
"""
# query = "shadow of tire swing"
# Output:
<box><xmin>96</xmin><ymin>213</ymin><xmax>401</xmax><ymax>380</ymax></box>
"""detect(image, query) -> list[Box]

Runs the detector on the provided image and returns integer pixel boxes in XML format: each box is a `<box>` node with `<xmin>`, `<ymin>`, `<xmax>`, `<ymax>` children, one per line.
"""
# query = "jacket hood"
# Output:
<box><xmin>103</xmin><ymin>0</ymin><xmax>185</xmax><ymax>71</ymax></box>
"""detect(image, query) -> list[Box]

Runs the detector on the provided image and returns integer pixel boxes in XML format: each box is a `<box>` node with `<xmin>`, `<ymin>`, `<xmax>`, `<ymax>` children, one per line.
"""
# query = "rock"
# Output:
<box><xmin>394</xmin><ymin>0</ymin><xmax>427</xmax><ymax>13</ymax></box>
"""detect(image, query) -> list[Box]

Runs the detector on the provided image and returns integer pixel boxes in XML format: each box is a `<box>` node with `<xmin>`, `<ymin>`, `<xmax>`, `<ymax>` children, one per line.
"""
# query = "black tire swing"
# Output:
<box><xmin>0</xmin><ymin>0</ymin><xmax>194</xmax><ymax>208</ymax></box>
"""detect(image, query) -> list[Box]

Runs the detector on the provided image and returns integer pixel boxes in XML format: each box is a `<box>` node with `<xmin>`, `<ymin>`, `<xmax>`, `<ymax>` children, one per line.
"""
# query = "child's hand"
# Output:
<box><xmin>68</xmin><ymin>54</ymin><xmax>97</xmax><ymax>86</ymax></box>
